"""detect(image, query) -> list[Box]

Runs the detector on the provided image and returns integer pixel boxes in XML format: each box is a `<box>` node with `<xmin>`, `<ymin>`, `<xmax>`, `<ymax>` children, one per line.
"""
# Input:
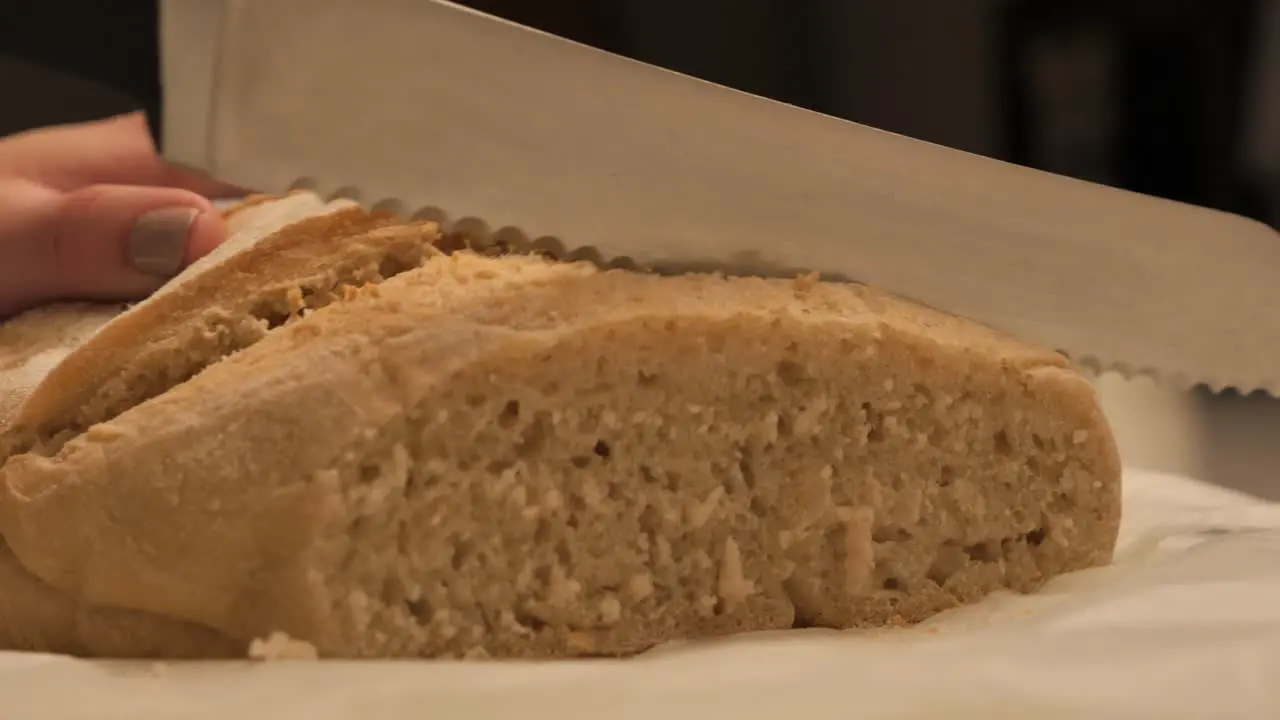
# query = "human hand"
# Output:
<box><xmin>0</xmin><ymin>112</ymin><xmax>244</xmax><ymax>319</ymax></box>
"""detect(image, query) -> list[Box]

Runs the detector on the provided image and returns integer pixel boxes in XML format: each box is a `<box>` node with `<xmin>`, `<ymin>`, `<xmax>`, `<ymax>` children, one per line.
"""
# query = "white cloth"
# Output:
<box><xmin>3</xmin><ymin>469</ymin><xmax>1279</xmax><ymax>719</ymax></box>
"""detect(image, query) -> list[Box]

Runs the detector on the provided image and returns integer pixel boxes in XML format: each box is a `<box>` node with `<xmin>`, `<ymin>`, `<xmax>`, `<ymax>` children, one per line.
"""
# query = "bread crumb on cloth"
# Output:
<box><xmin>249</xmin><ymin>631</ymin><xmax>320</xmax><ymax>661</ymax></box>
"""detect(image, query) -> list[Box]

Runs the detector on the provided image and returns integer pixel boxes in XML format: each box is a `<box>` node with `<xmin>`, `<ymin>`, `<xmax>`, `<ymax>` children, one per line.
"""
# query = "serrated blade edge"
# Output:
<box><xmin>161</xmin><ymin>0</ymin><xmax>1280</xmax><ymax>396</ymax></box>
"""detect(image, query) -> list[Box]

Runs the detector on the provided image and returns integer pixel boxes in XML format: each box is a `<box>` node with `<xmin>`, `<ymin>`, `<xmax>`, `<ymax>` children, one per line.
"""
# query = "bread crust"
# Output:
<box><xmin>0</xmin><ymin>303</ymin><xmax>123</xmax><ymax>432</ymax></box>
<box><xmin>0</xmin><ymin>198</ymin><xmax>441</xmax><ymax>459</ymax></box>
<box><xmin>0</xmin><ymin>539</ymin><xmax>237</xmax><ymax>658</ymax></box>
<box><xmin>0</xmin><ymin>233</ymin><xmax>1122</xmax><ymax>659</ymax></box>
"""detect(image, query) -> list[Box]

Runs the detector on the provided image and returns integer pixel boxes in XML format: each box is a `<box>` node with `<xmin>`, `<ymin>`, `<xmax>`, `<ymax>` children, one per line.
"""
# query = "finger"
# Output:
<box><xmin>153</xmin><ymin>161</ymin><xmax>252</xmax><ymax>199</ymax></box>
<box><xmin>6</xmin><ymin>184</ymin><xmax>226</xmax><ymax>308</ymax></box>
<box><xmin>1</xmin><ymin>113</ymin><xmax>155</xmax><ymax>188</ymax></box>
<box><xmin>1</xmin><ymin>112</ymin><xmax>250</xmax><ymax>197</ymax></box>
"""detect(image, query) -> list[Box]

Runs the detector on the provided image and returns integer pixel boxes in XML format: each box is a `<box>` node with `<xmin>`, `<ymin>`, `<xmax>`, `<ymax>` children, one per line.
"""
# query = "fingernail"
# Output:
<box><xmin>128</xmin><ymin>207</ymin><xmax>199</xmax><ymax>276</ymax></box>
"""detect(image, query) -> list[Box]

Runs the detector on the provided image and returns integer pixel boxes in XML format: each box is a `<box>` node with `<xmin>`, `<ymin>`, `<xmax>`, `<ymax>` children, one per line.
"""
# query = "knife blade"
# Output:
<box><xmin>159</xmin><ymin>0</ymin><xmax>1280</xmax><ymax>396</ymax></box>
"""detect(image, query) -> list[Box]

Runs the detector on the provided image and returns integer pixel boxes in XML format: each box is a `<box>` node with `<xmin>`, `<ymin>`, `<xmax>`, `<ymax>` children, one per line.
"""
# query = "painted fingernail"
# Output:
<box><xmin>128</xmin><ymin>207</ymin><xmax>199</xmax><ymax>276</ymax></box>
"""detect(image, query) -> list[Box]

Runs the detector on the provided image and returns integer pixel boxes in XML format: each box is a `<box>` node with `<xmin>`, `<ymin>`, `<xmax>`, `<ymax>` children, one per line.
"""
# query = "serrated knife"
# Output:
<box><xmin>158</xmin><ymin>0</ymin><xmax>1280</xmax><ymax>395</ymax></box>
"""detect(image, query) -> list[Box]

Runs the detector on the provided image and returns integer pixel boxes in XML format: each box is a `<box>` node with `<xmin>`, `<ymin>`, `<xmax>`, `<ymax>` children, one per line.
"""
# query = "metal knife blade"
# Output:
<box><xmin>160</xmin><ymin>0</ymin><xmax>1280</xmax><ymax>395</ymax></box>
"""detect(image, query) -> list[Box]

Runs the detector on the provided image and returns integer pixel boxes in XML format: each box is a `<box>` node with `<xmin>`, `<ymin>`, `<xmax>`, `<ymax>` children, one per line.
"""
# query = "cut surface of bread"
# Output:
<box><xmin>0</xmin><ymin>245</ymin><xmax>1122</xmax><ymax>659</ymax></box>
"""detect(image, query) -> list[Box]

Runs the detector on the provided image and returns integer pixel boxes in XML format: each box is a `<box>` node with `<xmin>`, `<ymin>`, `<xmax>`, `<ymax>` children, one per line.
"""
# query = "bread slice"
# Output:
<box><xmin>0</xmin><ymin>192</ymin><xmax>443</xmax><ymax>460</ymax></box>
<box><xmin>0</xmin><ymin>245</ymin><xmax>1121</xmax><ymax>659</ymax></box>
<box><xmin>0</xmin><ymin>306</ymin><xmax>240</xmax><ymax>658</ymax></box>
<box><xmin>0</xmin><ymin>296</ymin><xmax>233</xmax><ymax>656</ymax></box>
<box><xmin>0</xmin><ymin>303</ymin><xmax>123</xmax><ymax>431</ymax></box>
<box><xmin>0</xmin><ymin>194</ymin><xmax>326</xmax><ymax>432</ymax></box>
<box><xmin>0</xmin><ymin>194</ymin><xmax>451</xmax><ymax>657</ymax></box>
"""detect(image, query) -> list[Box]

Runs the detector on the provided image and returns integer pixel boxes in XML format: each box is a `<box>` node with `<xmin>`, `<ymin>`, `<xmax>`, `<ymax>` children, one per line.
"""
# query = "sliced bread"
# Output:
<box><xmin>0</xmin><ymin>193</ymin><xmax>442</xmax><ymax>460</ymax></box>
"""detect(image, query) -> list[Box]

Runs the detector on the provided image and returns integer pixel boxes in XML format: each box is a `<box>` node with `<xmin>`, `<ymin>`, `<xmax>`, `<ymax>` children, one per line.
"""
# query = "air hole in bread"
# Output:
<box><xmin>872</xmin><ymin>526</ymin><xmax>913</xmax><ymax>543</ymax></box>
<box><xmin>994</xmin><ymin>430</ymin><xmax>1014</xmax><ymax>456</ymax></box>
<box><xmin>937</xmin><ymin>465</ymin><xmax>957</xmax><ymax>489</ymax></box>
<box><xmin>554</xmin><ymin>539</ymin><xmax>573</xmax><ymax>567</ymax></box>
<box><xmin>358</xmin><ymin>462</ymin><xmax>381</xmax><ymax>483</ymax></box>
<box><xmin>450</xmin><ymin>541</ymin><xmax>474</xmax><ymax>572</ymax></box>
<box><xmin>964</xmin><ymin>542</ymin><xmax>1000</xmax><ymax>563</ymax></box>
<box><xmin>775</xmin><ymin>360</ymin><xmax>807</xmax><ymax>387</ymax></box>
<box><xmin>497</xmin><ymin>400</ymin><xmax>521</xmax><ymax>429</ymax></box>
<box><xmin>513</xmin><ymin>608</ymin><xmax>550</xmax><ymax>633</ymax></box>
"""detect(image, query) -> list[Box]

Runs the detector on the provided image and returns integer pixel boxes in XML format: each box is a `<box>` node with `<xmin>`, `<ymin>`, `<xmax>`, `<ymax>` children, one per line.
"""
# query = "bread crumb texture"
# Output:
<box><xmin>0</xmin><ymin>197</ymin><xmax>1121</xmax><ymax>659</ymax></box>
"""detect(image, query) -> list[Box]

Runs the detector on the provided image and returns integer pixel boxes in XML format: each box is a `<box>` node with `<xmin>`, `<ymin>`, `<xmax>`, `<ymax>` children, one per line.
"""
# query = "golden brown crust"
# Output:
<box><xmin>0</xmin><ymin>540</ymin><xmax>237</xmax><ymax>658</ymax></box>
<box><xmin>1</xmin><ymin>199</ymin><xmax>439</xmax><ymax>456</ymax></box>
<box><xmin>219</xmin><ymin>189</ymin><xmax>317</xmax><ymax>222</ymax></box>
<box><xmin>218</xmin><ymin>193</ymin><xmax>274</xmax><ymax>220</ymax></box>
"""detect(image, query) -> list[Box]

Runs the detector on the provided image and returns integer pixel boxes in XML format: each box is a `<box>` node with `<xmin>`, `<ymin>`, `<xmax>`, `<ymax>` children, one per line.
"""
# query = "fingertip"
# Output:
<box><xmin>184</xmin><ymin>208</ymin><xmax>229</xmax><ymax>262</ymax></box>
<box><xmin>42</xmin><ymin>185</ymin><xmax>222</xmax><ymax>301</ymax></box>
<box><xmin>100</xmin><ymin>110</ymin><xmax>151</xmax><ymax>133</ymax></box>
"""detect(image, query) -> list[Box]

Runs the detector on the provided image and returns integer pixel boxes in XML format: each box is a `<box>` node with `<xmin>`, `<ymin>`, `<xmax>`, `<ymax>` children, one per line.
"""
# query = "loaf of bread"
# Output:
<box><xmin>0</xmin><ymin>193</ymin><xmax>1121</xmax><ymax>659</ymax></box>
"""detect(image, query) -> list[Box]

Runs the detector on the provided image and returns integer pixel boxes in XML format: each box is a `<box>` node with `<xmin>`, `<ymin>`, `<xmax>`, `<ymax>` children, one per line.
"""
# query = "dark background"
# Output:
<box><xmin>0</xmin><ymin>0</ymin><xmax>1276</xmax><ymax>227</ymax></box>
